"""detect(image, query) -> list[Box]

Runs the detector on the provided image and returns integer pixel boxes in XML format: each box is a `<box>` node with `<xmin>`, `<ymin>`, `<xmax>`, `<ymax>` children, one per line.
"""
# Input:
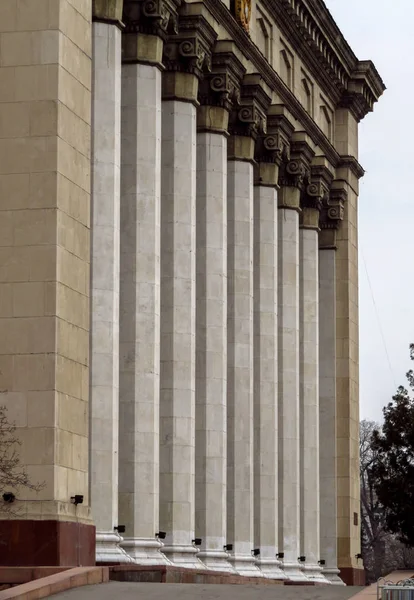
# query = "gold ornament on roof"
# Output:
<box><xmin>234</xmin><ymin>0</ymin><xmax>252</xmax><ymax>33</ymax></box>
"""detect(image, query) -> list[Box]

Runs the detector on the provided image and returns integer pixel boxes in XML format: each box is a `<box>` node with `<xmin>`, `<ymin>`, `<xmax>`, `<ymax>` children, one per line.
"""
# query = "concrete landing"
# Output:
<box><xmin>52</xmin><ymin>581</ymin><xmax>363</xmax><ymax>599</ymax></box>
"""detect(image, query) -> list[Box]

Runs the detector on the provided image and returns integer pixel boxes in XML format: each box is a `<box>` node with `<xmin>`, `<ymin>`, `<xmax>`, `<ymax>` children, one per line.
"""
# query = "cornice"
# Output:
<box><xmin>263</xmin><ymin>0</ymin><xmax>348</xmax><ymax>104</ymax></box>
<box><xmin>201</xmin><ymin>0</ymin><xmax>373</xmax><ymax>174</ymax></box>
<box><xmin>264</xmin><ymin>0</ymin><xmax>385</xmax><ymax>118</ymax></box>
<box><xmin>338</xmin><ymin>156</ymin><xmax>365</xmax><ymax>180</ymax></box>
<box><xmin>202</xmin><ymin>0</ymin><xmax>337</xmax><ymax>166</ymax></box>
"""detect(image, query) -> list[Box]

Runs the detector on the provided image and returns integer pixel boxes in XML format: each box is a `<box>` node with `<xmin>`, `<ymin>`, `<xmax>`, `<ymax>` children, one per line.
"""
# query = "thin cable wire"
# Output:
<box><xmin>360</xmin><ymin>244</ymin><xmax>397</xmax><ymax>389</ymax></box>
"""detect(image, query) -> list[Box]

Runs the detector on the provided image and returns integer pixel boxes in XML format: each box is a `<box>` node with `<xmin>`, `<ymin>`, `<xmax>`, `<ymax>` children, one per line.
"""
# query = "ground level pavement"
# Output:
<box><xmin>51</xmin><ymin>581</ymin><xmax>363</xmax><ymax>600</ymax></box>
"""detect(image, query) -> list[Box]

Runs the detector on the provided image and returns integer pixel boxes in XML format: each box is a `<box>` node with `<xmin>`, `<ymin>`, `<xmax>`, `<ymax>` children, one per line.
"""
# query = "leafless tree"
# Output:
<box><xmin>0</xmin><ymin>406</ymin><xmax>43</xmax><ymax>517</ymax></box>
<box><xmin>360</xmin><ymin>419</ymin><xmax>414</xmax><ymax>582</ymax></box>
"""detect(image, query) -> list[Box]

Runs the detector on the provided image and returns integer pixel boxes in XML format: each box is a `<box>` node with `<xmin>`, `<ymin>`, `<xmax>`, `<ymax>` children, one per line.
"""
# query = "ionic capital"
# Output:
<box><xmin>255</xmin><ymin>106</ymin><xmax>294</xmax><ymax>166</ymax></box>
<box><xmin>302</xmin><ymin>164</ymin><xmax>333</xmax><ymax>211</ymax></box>
<box><xmin>123</xmin><ymin>0</ymin><xmax>179</xmax><ymax>39</ymax></box>
<box><xmin>93</xmin><ymin>0</ymin><xmax>123</xmax><ymax>23</ymax></box>
<box><xmin>198</xmin><ymin>42</ymin><xmax>245</xmax><ymax>111</ymax></box>
<box><xmin>319</xmin><ymin>182</ymin><xmax>347</xmax><ymax>232</ymax></box>
<box><xmin>300</xmin><ymin>165</ymin><xmax>332</xmax><ymax>229</ymax></box>
<box><xmin>162</xmin><ymin>13</ymin><xmax>217</xmax><ymax>79</ymax></box>
<box><xmin>278</xmin><ymin>133</ymin><xmax>314</xmax><ymax>191</ymax></box>
<box><xmin>228</xmin><ymin>74</ymin><xmax>271</xmax><ymax>141</ymax></box>
<box><xmin>122</xmin><ymin>0</ymin><xmax>180</xmax><ymax>64</ymax></box>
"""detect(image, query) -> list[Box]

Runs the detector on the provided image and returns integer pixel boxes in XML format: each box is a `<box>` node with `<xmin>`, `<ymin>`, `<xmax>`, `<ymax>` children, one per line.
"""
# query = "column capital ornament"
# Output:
<box><xmin>319</xmin><ymin>184</ymin><xmax>347</xmax><ymax>230</ymax></box>
<box><xmin>163</xmin><ymin>14</ymin><xmax>217</xmax><ymax>78</ymax></box>
<box><xmin>302</xmin><ymin>164</ymin><xmax>333</xmax><ymax>211</ymax></box>
<box><xmin>93</xmin><ymin>0</ymin><xmax>124</xmax><ymax>22</ymax></box>
<box><xmin>278</xmin><ymin>135</ymin><xmax>314</xmax><ymax>190</ymax></box>
<box><xmin>123</xmin><ymin>0</ymin><xmax>180</xmax><ymax>40</ymax></box>
<box><xmin>255</xmin><ymin>107</ymin><xmax>293</xmax><ymax>165</ymax></box>
<box><xmin>198</xmin><ymin>43</ymin><xmax>246</xmax><ymax>110</ymax></box>
<box><xmin>228</xmin><ymin>73</ymin><xmax>271</xmax><ymax>140</ymax></box>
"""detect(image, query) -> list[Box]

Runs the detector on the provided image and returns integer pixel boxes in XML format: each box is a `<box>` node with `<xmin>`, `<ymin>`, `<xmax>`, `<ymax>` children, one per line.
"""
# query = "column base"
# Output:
<box><xmin>162</xmin><ymin>545</ymin><xmax>205</xmax><ymax>569</ymax></box>
<box><xmin>339</xmin><ymin>566</ymin><xmax>365</xmax><ymax>586</ymax></box>
<box><xmin>323</xmin><ymin>567</ymin><xmax>345</xmax><ymax>585</ymax></box>
<box><xmin>198</xmin><ymin>550</ymin><xmax>235</xmax><ymax>572</ymax></box>
<box><xmin>255</xmin><ymin>558</ymin><xmax>287</xmax><ymax>579</ymax></box>
<box><xmin>227</xmin><ymin>554</ymin><xmax>263</xmax><ymax>577</ymax></box>
<box><xmin>96</xmin><ymin>531</ymin><xmax>134</xmax><ymax>564</ymax></box>
<box><xmin>281</xmin><ymin>561</ymin><xmax>309</xmax><ymax>582</ymax></box>
<box><xmin>302</xmin><ymin>563</ymin><xmax>329</xmax><ymax>584</ymax></box>
<box><xmin>121</xmin><ymin>538</ymin><xmax>172</xmax><ymax>565</ymax></box>
<box><xmin>0</xmin><ymin>519</ymin><xmax>95</xmax><ymax>566</ymax></box>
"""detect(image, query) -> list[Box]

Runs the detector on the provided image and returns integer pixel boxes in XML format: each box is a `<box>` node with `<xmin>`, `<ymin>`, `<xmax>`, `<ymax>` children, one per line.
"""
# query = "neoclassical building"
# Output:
<box><xmin>0</xmin><ymin>0</ymin><xmax>384</xmax><ymax>586</ymax></box>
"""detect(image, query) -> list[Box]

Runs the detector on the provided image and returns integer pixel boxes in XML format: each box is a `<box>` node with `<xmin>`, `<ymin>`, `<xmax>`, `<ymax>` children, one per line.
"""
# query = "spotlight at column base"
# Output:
<box><xmin>198</xmin><ymin>550</ymin><xmax>236</xmax><ymax>573</ymax></box>
<box><xmin>162</xmin><ymin>544</ymin><xmax>206</xmax><ymax>569</ymax></box>
<box><xmin>227</xmin><ymin>554</ymin><xmax>263</xmax><ymax>577</ymax></box>
<box><xmin>322</xmin><ymin>567</ymin><xmax>346</xmax><ymax>586</ymax></box>
<box><xmin>120</xmin><ymin>538</ymin><xmax>172</xmax><ymax>565</ymax></box>
<box><xmin>255</xmin><ymin>557</ymin><xmax>287</xmax><ymax>579</ymax></box>
<box><xmin>280</xmin><ymin>561</ymin><xmax>309</xmax><ymax>582</ymax></box>
<box><xmin>96</xmin><ymin>531</ymin><xmax>134</xmax><ymax>564</ymax></box>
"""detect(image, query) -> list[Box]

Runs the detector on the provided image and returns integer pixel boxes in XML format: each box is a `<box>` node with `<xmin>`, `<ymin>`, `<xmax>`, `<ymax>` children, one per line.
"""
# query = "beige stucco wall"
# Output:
<box><xmin>0</xmin><ymin>0</ymin><xmax>92</xmax><ymax>523</ymax></box>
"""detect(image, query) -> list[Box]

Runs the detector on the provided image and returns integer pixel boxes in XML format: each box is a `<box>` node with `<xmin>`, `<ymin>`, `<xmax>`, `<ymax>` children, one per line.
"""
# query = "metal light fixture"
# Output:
<box><xmin>156</xmin><ymin>531</ymin><xmax>166</xmax><ymax>540</ymax></box>
<box><xmin>252</xmin><ymin>548</ymin><xmax>260</xmax><ymax>557</ymax></box>
<box><xmin>276</xmin><ymin>552</ymin><xmax>284</xmax><ymax>559</ymax></box>
<box><xmin>2</xmin><ymin>492</ymin><xmax>15</xmax><ymax>503</ymax></box>
<box><xmin>318</xmin><ymin>559</ymin><xmax>326</xmax><ymax>566</ymax></box>
<box><xmin>355</xmin><ymin>553</ymin><xmax>362</xmax><ymax>560</ymax></box>
<box><xmin>298</xmin><ymin>556</ymin><xmax>306</xmax><ymax>562</ymax></box>
<box><xmin>114</xmin><ymin>525</ymin><xmax>125</xmax><ymax>533</ymax></box>
<box><xmin>70</xmin><ymin>495</ymin><xmax>84</xmax><ymax>505</ymax></box>
<box><xmin>223</xmin><ymin>544</ymin><xmax>233</xmax><ymax>552</ymax></box>
<box><xmin>192</xmin><ymin>538</ymin><xmax>202</xmax><ymax>546</ymax></box>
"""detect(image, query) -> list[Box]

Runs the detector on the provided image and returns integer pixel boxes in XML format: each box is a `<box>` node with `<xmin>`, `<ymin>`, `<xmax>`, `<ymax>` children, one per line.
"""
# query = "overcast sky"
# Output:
<box><xmin>324</xmin><ymin>0</ymin><xmax>414</xmax><ymax>423</ymax></box>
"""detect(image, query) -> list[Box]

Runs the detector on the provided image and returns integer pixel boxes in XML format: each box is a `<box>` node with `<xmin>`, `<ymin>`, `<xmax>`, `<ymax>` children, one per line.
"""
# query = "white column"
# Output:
<box><xmin>196</xmin><ymin>126</ymin><xmax>232</xmax><ymax>571</ymax></box>
<box><xmin>319</xmin><ymin>242</ymin><xmax>344</xmax><ymax>585</ymax></box>
<box><xmin>277</xmin><ymin>186</ymin><xmax>306</xmax><ymax>581</ymax></box>
<box><xmin>159</xmin><ymin>73</ymin><xmax>201</xmax><ymax>568</ymax></box>
<box><xmin>119</xmin><ymin>54</ymin><xmax>167</xmax><ymax>563</ymax></box>
<box><xmin>253</xmin><ymin>169</ymin><xmax>285</xmax><ymax>579</ymax></box>
<box><xmin>90</xmin><ymin>19</ymin><xmax>130</xmax><ymax>563</ymax></box>
<box><xmin>227</xmin><ymin>144</ymin><xmax>261</xmax><ymax>576</ymax></box>
<box><xmin>299</xmin><ymin>211</ymin><xmax>325</xmax><ymax>582</ymax></box>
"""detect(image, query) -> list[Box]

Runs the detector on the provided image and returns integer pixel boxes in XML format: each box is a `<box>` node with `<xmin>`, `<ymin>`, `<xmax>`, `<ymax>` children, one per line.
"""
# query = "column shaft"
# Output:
<box><xmin>91</xmin><ymin>20</ymin><xmax>129</xmax><ymax>563</ymax></box>
<box><xmin>196</xmin><ymin>130</ymin><xmax>231</xmax><ymax>571</ymax></box>
<box><xmin>253</xmin><ymin>181</ymin><xmax>285</xmax><ymax>579</ymax></box>
<box><xmin>299</xmin><ymin>219</ymin><xmax>324</xmax><ymax>581</ymax></box>
<box><xmin>319</xmin><ymin>246</ymin><xmax>343</xmax><ymax>585</ymax></box>
<box><xmin>277</xmin><ymin>196</ymin><xmax>305</xmax><ymax>580</ymax></box>
<box><xmin>159</xmin><ymin>89</ymin><xmax>200</xmax><ymax>567</ymax></box>
<box><xmin>119</xmin><ymin>58</ymin><xmax>165</xmax><ymax>563</ymax></box>
<box><xmin>227</xmin><ymin>153</ymin><xmax>260</xmax><ymax>576</ymax></box>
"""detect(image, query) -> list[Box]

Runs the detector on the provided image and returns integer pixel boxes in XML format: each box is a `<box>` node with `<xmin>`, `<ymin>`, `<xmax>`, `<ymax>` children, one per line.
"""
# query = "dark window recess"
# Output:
<box><xmin>354</xmin><ymin>512</ymin><xmax>358</xmax><ymax>526</ymax></box>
